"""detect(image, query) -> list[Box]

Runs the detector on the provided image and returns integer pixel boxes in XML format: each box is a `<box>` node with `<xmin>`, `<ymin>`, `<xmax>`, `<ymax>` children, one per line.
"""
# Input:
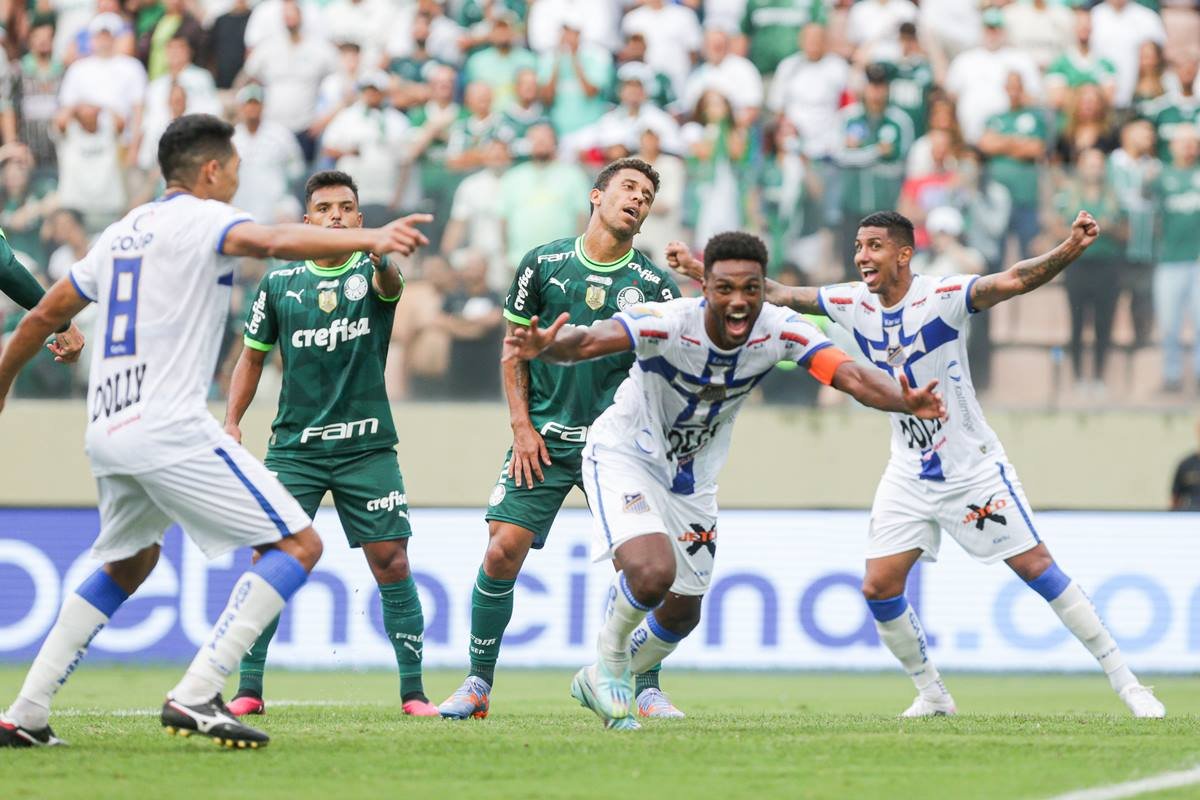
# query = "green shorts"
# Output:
<box><xmin>265</xmin><ymin>448</ymin><xmax>412</xmax><ymax>548</ymax></box>
<box><xmin>484</xmin><ymin>446</ymin><xmax>583</xmax><ymax>548</ymax></box>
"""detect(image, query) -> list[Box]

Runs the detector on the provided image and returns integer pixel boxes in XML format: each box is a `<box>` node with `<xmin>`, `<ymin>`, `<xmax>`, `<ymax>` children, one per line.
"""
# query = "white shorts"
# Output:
<box><xmin>581</xmin><ymin>445</ymin><xmax>717</xmax><ymax>596</ymax></box>
<box><xmin>868</xmin><ymin>460</ymin><xmax>1041</xmax><ymax>565</ymax></box>
<box><xmin>91</xmin><ymin>438</ymin><xmax>311</xmax><ymax>562</ymax></box>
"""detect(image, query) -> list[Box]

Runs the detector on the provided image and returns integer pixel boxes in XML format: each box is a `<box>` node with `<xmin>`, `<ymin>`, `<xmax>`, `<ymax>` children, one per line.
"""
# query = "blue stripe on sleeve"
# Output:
<box><xmin>215</xmin><ymin>217</ymin><xmax>252</xmax><ymax>255</ymax></box>
<box><xmin>69</xmin><ymin>270</ymin><xmax>95</xmax><ymax>302</ymax></box>
<box><xmin>613</xmin><ymin>314</ymin><xmax>636</xmax><ymax>349</ymax></box>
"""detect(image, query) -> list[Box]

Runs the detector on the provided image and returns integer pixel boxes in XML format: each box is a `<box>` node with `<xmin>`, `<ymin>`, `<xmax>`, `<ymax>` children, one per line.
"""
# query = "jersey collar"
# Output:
<box><xmin>306</xmin><ymin>251</ymin><xmax>363</xmax><ymax>277</ymax></box>
<box><xmin>574</xmin><ymin>235</ymin><xmax>634</xmax><ymax>272</ymax></box>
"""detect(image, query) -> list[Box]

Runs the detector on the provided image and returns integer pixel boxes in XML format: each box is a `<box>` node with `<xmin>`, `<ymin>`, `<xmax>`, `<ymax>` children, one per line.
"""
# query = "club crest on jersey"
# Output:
<box><xmin>623</xmin><ymin>493</ymin><xmax>650</xmax><ymax>514</ymax></box>
<box><xmin>886</xmin><ymin>344</ymin><xmax>906</xmax><ymax>366</ymax></box>
<box><xmin>344</xmin><ymin>273</ymin><xmax>368</xmax><ymax>301</ymax></box>
<box><xmin>699</xmin><ymin>384</ymin><xmax>727</xmax><ymax>402</ymax></box>
<box><xmin>585</xmin><ymin>285</ymin><xmax>606</xmax><ymax>310</ymax></box>
<box><xmin>615</xmin><ymin>286</ymin><xmax>645</xmax><ymax>310</ymax></box>
<box><xmin>317</xmin><ymin>279</ymin><xmax>339</xmax><ymax>313</ymax></box>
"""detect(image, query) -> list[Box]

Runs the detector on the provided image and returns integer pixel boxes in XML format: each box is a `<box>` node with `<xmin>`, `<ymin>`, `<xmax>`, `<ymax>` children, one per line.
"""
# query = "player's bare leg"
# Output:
<box><xmin>1005</xmin><ymin>543</ymin><xmax>1164</xmax><ymax>718</ymax></box>
<box><xmin>440</xmin><ymin>521</ymin><xmax>535</xmax><ymax>719</ymax></box>
<box><xmin>360</xmin><ymin>538</ymin><xmax>437</xmax><ymax>717</ymax></box>
<box><xmin>1</xmin><ymin>545</ymin><xmax>160</xmax><ymax>747</ymax></box>
<box><xmin>863</xmin><ymin>548</ymin><xmax>956</xmax><ymax>717</ymax></box>
<box><xmin>629</xmin><ymin>593</ymin><xmax>699</xmax><ymax>718</ymax></box>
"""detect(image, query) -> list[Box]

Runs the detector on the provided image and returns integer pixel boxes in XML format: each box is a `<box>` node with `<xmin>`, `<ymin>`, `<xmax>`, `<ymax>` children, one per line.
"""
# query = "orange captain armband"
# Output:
<box><xmin>805</xmin><ymin>346</ymin><xmax>853</xmax><ymax>386</ymax></box>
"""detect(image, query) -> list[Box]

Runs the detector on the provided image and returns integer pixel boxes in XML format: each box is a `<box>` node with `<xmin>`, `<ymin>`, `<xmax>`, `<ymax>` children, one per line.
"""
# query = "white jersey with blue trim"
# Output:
<box><xmin>587</xmin><ymin>297</ymin><xmax>834</xmax><ymax>495</ymax></box>
<box><xmin>69</xmin><ymin>193</ymin><xmax>253</xmax><ymax>476</ymax></box>
<box><xmin>817</xmin><ymin>273</ymin><xmax>1004</xmax><ymax>484</ymax></box>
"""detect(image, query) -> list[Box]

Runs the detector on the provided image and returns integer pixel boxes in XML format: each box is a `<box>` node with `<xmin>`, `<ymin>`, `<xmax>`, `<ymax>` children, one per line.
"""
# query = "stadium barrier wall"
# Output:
<box><xmin>1</xmin><ymin>401</ymin><xmax>1194</xmax><ymax>509</ymax></box>
<box><xmin>1</xmin><ymin>507</ymin><xmax>1197</xmax><ymax>671</ymax></box>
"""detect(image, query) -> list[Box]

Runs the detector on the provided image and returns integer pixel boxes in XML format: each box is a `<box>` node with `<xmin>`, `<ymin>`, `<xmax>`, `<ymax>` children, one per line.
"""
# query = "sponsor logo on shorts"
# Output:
<box><xmin>489</xmin><ymin>484</ymin><xmax>506</xmax><ymax>506</ymax></box>
<box><xmin>623</xmin><ymin>493</ymin><xmax>650</xmax><ymax>514</ymax></box>
<box><xmin>366</xmin><ymin>490</ymin><xmax>407</xmax><ymax>513</ymax></box>
<box><xmin>679</xmin><ymin>523</ymin><xmax>716</xmax><ymax>556</ymax></box>
<box><xmin>540</xmin><ymin>421</ymin><xmax>588</xmax><ymax>443</ymax></box>
<box><xmin>299</xmin><ymin>417</ymin><xmax>379</xmax><ymax>443</ymax></box>
<box><xmin>963</xmin><ymin>493</ymin><xmax>1008</xmax><ymax>530</ymax></box>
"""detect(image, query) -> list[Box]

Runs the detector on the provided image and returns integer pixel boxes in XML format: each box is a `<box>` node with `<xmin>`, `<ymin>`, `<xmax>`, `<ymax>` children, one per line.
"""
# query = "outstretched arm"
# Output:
<box><xmin>0</xmin><ymin>277</ymin><xmax>90</xmax><ymax>410</ymax></box>
<box><xmin>663</xmin><ymin>240</ymin><xmax>825</xmax><ymax>315</ymax></box>
<box><xmin>969</xmin><ymin>210</ymin><xmax>1099</xmax><ymax>311</ymax></box>
<box><xmin>502</xmin><ymin>313</ymin><xmax>632</xmax><ymax>365</ymax></box>
<box><xmin>223</xmin><ymin>214</ymin><xmax>431</xmax><ymax>261</ymax></box>
<box><xmin>830</xmin><ymin>361</ymin><xmax>946</xmax><ymax>419</ymax></box>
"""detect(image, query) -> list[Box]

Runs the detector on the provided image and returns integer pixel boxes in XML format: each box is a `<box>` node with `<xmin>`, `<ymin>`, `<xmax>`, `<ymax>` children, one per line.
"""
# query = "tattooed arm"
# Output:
<box><xmin>969</xmin><ymin>210</ymin><xmax>1100</xmax><ymax>311</ymax></box>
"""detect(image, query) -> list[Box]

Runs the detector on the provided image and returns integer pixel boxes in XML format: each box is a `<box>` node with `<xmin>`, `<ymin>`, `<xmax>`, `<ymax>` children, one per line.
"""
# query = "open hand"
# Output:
<box><xmin>46</xmin><ymin>323</ymin><xmax>84</xmax><ymax>363</ymax></box>
<box><xmin>1069</xmin><ymin>210</ymin><xmax>1100</xmax><ymax>249</ymax></box>
<box><xmin>502</xmin><ymin>312</ymin><xmax>569</xmax><ymax>362</ymax></box>
<box><xmin>899</xmin><ymin>374</ymin><xmax>946</xmax><ymax>421</ymax></box>
<box><xmin>376</xmin><ymin>213</ymin><xmax>433</xmax><ymax>257</ymax></box>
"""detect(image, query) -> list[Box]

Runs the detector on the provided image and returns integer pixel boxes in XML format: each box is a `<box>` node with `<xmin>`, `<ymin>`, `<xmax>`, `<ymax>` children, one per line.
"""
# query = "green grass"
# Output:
<box><xmin>3</xmin><ymin>667</ymin><xmax>1198</xmax><ymax>800</ymax></box>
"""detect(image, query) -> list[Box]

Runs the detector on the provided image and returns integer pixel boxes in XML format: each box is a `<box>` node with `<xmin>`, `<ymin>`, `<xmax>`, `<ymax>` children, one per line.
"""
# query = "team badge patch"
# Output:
<box><xmin>344</xmin><ymin>273</ymin><xmax>368</xmax><ymax>301</ymax></box>
<box><xmin>699</xmin><ymin>384</ymin><xmax>727</xmax><ymax>402</ymax></box>
<box><xmin>317</xmin><ymin>279</ymin><xmax>339</xmax><ymax>313</ymax></box>
<box><xmin>623</xmin><ymin>493</ymin><xmax>650</xmax><ymax>514</ymax></box>
<box><xmin>886</xmin><ymin>345</ymin><xmax>906</xmax><ymax>367</ymax></box>
<box><xmin>615</xmin><ymin>286</ymin><xmax>645</xmax><ymax>310</ymax></box>
<box><xmin>488</xmin><ymin>484</ymin><xmax>506</xmax><ymax>506</ymax></box>
<box><xmin>585</xmin><ymin>285</ymin><xmax>607</xmax><ymax>310</ymax></box>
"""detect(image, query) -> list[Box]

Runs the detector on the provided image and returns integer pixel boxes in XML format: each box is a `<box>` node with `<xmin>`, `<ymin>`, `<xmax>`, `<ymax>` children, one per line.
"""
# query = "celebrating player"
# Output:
<box><xmin>438</xmin><ymin>159</ymin><xmax>686</xmax><ymax>720</ymax></box>
<box><xmin>0</xmin><ymin>114</ymin><xmax>429</xmax><ymax>749</ymax></box>
<box><xmin>504</xmin><ymin>231</ymin><xmax>946</xmax><ymax>729</ymax></box>
<box><xmin>0</xmin><ymin>225</ymin><xmax>84</xmax><ymax>363</ymax></box>
<box><xmin>668</xmin><ymin>211</ymin><xmax>1165</xmax><ymax>718</ymax></box>
<box><xmin>221</xmin><ymin>171</ymin><xmax>438</xmax><ymax>718</ymax></box>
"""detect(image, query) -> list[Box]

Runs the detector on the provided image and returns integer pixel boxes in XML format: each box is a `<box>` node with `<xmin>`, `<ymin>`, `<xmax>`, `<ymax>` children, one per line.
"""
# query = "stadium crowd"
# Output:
<box><xmin>0</xmin><ymin>0</ymin><xmax>1197</xmax><ymax>407</ymax></box>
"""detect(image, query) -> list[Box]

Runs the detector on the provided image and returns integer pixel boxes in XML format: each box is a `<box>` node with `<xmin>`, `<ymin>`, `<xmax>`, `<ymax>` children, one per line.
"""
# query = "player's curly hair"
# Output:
<box><xmin>858</xmin><ymin>210</ymin><xmax>915</xmax><ymax>248</ymax></box>
<box><xmin>158</xmin><ymin>114</ymin><xmax>235</xmax><ymax>186</ymax></box>
<box><xmin>702</xmin><ymin>231</ymin><xmax>768</xmax><ymax>274</ymax></box>
<box><xmin>593</xmin><ymin>158</ymin><xmax>661</xmax><ymax>195</ymax></box>
<box><xmin>304</xmin><ymin>170</ymin><xmax>360</xmax><ymax>207</ymax></box>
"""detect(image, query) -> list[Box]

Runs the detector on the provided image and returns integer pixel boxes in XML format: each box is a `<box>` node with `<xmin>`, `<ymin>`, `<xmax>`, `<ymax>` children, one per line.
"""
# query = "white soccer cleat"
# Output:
<box><xmin>637</xmin><ymin>687</ymin><xmax>686</xmax><ymax>719</ymax></box>
<box><xmin>1120</xmin><ymin>684</ymin><xmax>1165</xmax><ymax>718</ymax></box>
<box><xmin>571</xmin><ymin>665</ymin><xmax>639</xmax><ymax>730</ymax></box>
<box><xmin>900</xmin><ymin>693</ymin><xmax>957</xmax><ymax>718</ymax></box>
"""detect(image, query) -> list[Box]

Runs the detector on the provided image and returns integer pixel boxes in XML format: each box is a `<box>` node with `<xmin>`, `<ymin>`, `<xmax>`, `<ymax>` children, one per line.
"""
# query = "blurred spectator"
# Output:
<box><xmin>1109</xmin><ymin>119</ymin><xmax>1159</xmax><ymax>349</ymax></box>
<box><xmin>1152</xmin><ymin>127</ymin><xmax>1200</xmax><ymax>394</ymax></box>
<box><xmin>494</xmin><ymin>69</ymin><xmax>549</xmax><ymax>164</ymax></box>
<box><xmin>682</xmin><ymin>89</ymin><xmax>749</xmax><ymax>249</ymax></box>
<box><xmin>42</xmin><ymin>206</ymin><xmax>89</xmax><ymax>281</ymax></box>
<box><xmin>1170</xmin><ymin>421</ymin><xmax>1200</xmax><ymax>510</ymax></box>
<box><xmin>407</xmin><ymin>63</ymin><xmax>461</xmax><ymax>248</ymax></box>
<box><xmin>498</xmin><ymin>123</ymin><xmax>589</xmax><ymax>270</ymax></box>
<box><xmin>878</xmin><ymin>22</ymin><xmax>934</xmax><ymax>139</ymax></box>
<box><xmin>680</xmin><ymin>24</ymin><xmax>762</xmax><ymax>127</ymax></box>
<box><xmin>946</xmin><ymin>9</ymin><xmax>1041</xmax><ymax>144</ymax></box>
<box><xmin>138</xmin><ymin>35</ymin><xmax>219</xmax><ymax>166</ymax></box>
<box><xmin>455</xmin><ymin>0</ymin><xmax>527</xmax><ymax>34</ymax></box>
<box><xmin>61</xmin><ymin>0</ymin><xmax>136</xmax><ymax>64</ymax></box>
<box><xmin>1004</xmin><ymin>0</ymin><xmax>1072</xmax><ymax>73</ymax></box>
<box><xmin>1045</xmin><ymin>9</ymin><xmax>1117</xmax><ymax>112</ymax></box>
<box><xmin>833</xmin><ymin>64</ymin><xmax>913</xmax><ymax>276</ymax></box>
<box><xmin>244</xmin><ymin>0</ymin><xmax>326</xmax><ymax>52</ymax></box>
<box><xmin>385</xmin><ymin>0</ymin><xmax>463</xmax><ymax>68</ymax></box>
<box><xmin>387</xmin><ymin>11</ymin><xmax>438</xmax><ymax>85</ymax></box>
<box><xmin>140</xmin><ymin>0</ymin><xmax>205</xmax><ymax>82</ymax></box>
<box><xmin>321</xmin><ymin>71</ymin><xmax>411</xmax><ymax>226</ymax></box>
<box><xmin>958</xmin><ymin>146</ymin><xmax>1012</xmax><ymax>273</ymax></box>
<box><xmin>1131</xmin><ymin>41</ymin><xmax>1169</xmax><ymax>120</ymax></box>
<box><xmin>899</xmin><ymin>129</ymin><xmax>958</xmax><ymax>249</ymax></box>
<box><xmin>439</xmin><ymin>250</ymin><xmax>504</xmax><ymax>401</ymax></box>
<box><xmin>242</xmin><ymin>0</ymin><xmax>337</xmax><ymax>161</ymax></box>
<box><xmin>208</xmin><ymin>0</ymin><xmax>252</xmax><ymax>90</ymax></box>
<box><xmin>911</xmin><ymin>206</ymin><xmax>985</xmax><ymax>278</ymax></box>
<box><xmin>230</xmin><ymin>84</ymin><xmax>304</xmax><ymax>224</ymax></box>
<box><xmin>446</xmin><ymin>80</ymin><xmax>497</xmax><ymax>174</ymax></box>
<box><xmin>57</xmin><ymin>14</ymin><xmax>147</xmax><ymax>130</ymax></box>
<box><xmin>442</xmin><ymin>138</ymin><xmax>509</xmax><ymax>291</ymax></box>
<box><xmin>565</xmin><ymin>62</ymin><xmax>681</xmax><ymax>162</ymax></box>
<box><xmin>918</xmin><ymin>0</ymin><xmax>981</xmax><ymax>65</ymax></box>
<box><xmin>133</xmin><ymin>80</ymin><xmax>188</xmax><ymax>198</ymax></box>
<box><xmin>736</xmin><ymin>0</ymin><xmax>828</xmax><ymax>75</ymax></box>
<box><xmin>845</xmin><ymin>0</ymin><xmax>917</xmax><ymax>66</ymax></box>
<box><xmin>1055</xmin><ymin>147</ymin><xmax>1125</xmax><ymax>393</ymax></box>
<box><xmin>52</xmin><ymin>104</ymin><xmax>125</xmax><ymax>231</ymax></box>
<box><xmin>1147</xmin><ymin>55</ymin><xmax>1200</xmax><ymax>163</ymax></box>
<box><xmin>634</xmin><ymin>125</ymin><xmax>685</xmax><ymax>267</ymax></box>
<box><xmin>757</xmin><ymin>263</ymin><xmax>822</xmax><ymax>406</ymax></box>
<box><xmin>0</xmin><ymin>151</ymin><xmax>57</xmax><ymax>268</ymax></box>
<box><xmin>621</xmin><ymin>0</ymin><xmax>702</xmax><ymax>95</ymax></box>
<box><xmin>323</xmin><ymin>0</ymin><xmax>393</xmax><ymax>69</ymax></box>
<box><xmin>390</xmin><ymin>255</ymin><xmax>456</xmax><ymax>399</ymax></box>
<box><xmin>749</xmin><ymin>117</ymin><xmax>823</xmax><ymax>275</ymax></box>
<box><xmin>463</xmin><ymin>11</ymin><xmax>536</xmax><ymax>111</ymax></box>
<box><xmin>769</xmin><ymin>24</ymin><xmax>849</xmax><ymax>162</ymax></box>
<box><xmin>615</xmin><ymin>32</ymin><xmax>676</xmax><ymax>110</ymax></box>
<box><xmin>1054</xmin><ymin>82</ymin><xmax>1118</xmax><ymax>165</ymax></box>
<box><xmin>527</xmin><ymin>0</ymin><xmax>621</xmax><ymax>55</ymax></box>
<box><xmin>1090</xmin><ymin>0</ymin><xmax>1166</xmax><ymax>110</ymax></box>
<box><xmin>312</xmin><ymin>41</ymin><xmax>364</xmax><ymax>142</ymax></box>
<box><xmin>9</xmin><ymin>20</ymin><xmax>64</xmax><ymax>176</ymax></box>
<box><xmin>536</xmin><ymin>21</ymin><xmax>613</xmax><ymax>137</ymax></box>
<box><xmin>906</xmin><ymin>91</ymin><xmax>964</xmax><ymax>179</ymax></box>
<box><xmin>979</xmin><ymin>72</ymin><xmax>1047</xmax><ymax>260</ymax></box>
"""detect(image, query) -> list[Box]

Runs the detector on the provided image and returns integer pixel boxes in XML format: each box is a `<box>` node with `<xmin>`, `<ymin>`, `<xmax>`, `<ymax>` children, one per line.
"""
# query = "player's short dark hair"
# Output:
<box><xmin>858</xmin><ymin>210</ymin><xmax>915</xmax><ymax>249</ymax></box>
<box><xmin>304</xmin><ymin>170</ymin><xmax>360</xmax><ymax>207</ymax></box>
<box><xmin>593</xmin><ymin>158</ymin><xmax>660</xmax><ymax>196</ymax></box>
<box><xmin>157</xmin><ymin>113</ymin><xmax>236</xmax><ymax>186</ymax></box>
<box><xmin>703</xmin><ymin>231</ymin><xmax>768</xmax><ymax>274</ymax></box>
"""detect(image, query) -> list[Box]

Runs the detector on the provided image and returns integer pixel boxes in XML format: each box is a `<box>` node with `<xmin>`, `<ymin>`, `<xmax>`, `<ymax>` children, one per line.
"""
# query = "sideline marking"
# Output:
<box><xmin>1047</xmin><ymin>766</ymin><xmax>1200</xmax><ymax>800</ymax></box>
<box><xmin>55</xmin><ymin>699</ymin><xmax>378</xmax><ymax>717</ymax></box>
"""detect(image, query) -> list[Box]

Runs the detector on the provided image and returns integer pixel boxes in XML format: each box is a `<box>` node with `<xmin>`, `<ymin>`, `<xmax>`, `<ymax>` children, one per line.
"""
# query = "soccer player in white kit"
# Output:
<box><xmin>504</xmin><ymin>232</ymin><xmax>947</xmax><ymax>729</ymax></box>
<box><xmin>0</xmin><ymin>114</ymin><xmax>430</xmax><ymax>748</ymax></box>
<box><xmin>669</xmin><ymin>211</ymin><xmax>1166</xmax><ymax>718</ymax></box>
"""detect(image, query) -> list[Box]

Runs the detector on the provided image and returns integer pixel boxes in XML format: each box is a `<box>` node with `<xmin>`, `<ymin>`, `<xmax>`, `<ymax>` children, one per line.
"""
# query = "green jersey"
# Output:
<box><xmin>494</xmin><ymin>103</ymin><xmax>552</xmax><ymax>163</ymax></box>
<box><xmin>1147</xmin><ymin>95</ymin><xmax>1200</xmax><ymax>163</ymax></box>
<box><xmin>1154</xmin><ymin>164</ymin><xmax>1200</xmax><ymax>263</ymax></box>
<box><xmin>836</xmin><ymin>103</ymin><xmax>912</xmax><ymax>216</ymax></box>
<box><xmin>1044</xmin><ymin>49</ymin><xmax>1116</xmax><ymax>91</ymax></box>
<box><xmin>879</xmin><ymin>57</ymin><xmax>934</xmax><ymax>138</ymax></box>
<box><xmin>503</xmin><ymin>236</ymin><xmax>680</xmax><ymax>449</ymax></box>
<box><xmin>243</xmin><ymin>252</ymin><xmax>399</xmax><ymax>457</ymax></box>
<box><xmin>740</xmin><ymin>0</ymin><xmax>828</xmax><ymax>74</ymax></box>
<box><xmin>984</xmin><ymin>107</ymin><xmax>1047</xmax><ymax>207</ymax></box>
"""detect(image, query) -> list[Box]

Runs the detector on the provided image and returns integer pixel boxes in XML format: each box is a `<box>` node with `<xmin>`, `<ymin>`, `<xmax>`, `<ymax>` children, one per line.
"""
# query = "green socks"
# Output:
<box><xmin>468</xmin><ymin>567</ymin><xmax>516</xmax><ymax>686</ymax></box>
<box><xmin>636</xmin><ymin>664</ymin><xmax>662</xmax><ymax>695</ymax></box>
<box><xmin>237</xmin><ymin>613</ymin><xmax>280</xmax><ymax>698</ymax></box>
<box><xmin>379</xmin><ymin>578</ymin><xmax>426</xmax><ymax>700</ymax></box>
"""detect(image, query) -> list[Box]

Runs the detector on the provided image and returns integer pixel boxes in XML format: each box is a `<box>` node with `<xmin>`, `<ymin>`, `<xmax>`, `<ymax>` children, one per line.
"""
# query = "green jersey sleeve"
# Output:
<box><xmin>243</xmin><ymin>272</ymin><xmax>279</xmax><ymax>351</ymax></box>
<box><xmin>504</xmin><ymin>249</ymin><xmax>542</xmax><ymax>325</ymax></box>
<box><xmin>0</xmin><ymin>229</ymin><xmax>46</xmax><ymax>311</ymax></box>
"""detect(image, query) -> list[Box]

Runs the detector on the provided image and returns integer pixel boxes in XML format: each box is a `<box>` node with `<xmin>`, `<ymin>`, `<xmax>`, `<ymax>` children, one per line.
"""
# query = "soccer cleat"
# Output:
<box><xmin>0</xmin><ymin>714</ymin><xmax>65</xmax><ymax>747</ymax></box>
<box><xmin>402</xmin><ymin>697</ymin><xmax>440</xmax><ymax>717</ymax></box>
<box><xmin>571</xmin><ymin>665</ymin><xmax>639</xmax><ymax>730</ymax></box>
<box><xmin>226</xmin><ymin>692</ymin><xmax>265</xmax><ymax>717</ymax></box>
<box><xmin>637</xmin><ymin>687</ymin><xmax>686</xmax><ymax>719</ymax></box>
<box><xmin>900</xmin><ymin>693</ymin><xmax>957</xmax><ymax>718</ymax></box>
<box><xmin>438</xmin><ymin>676</ymin><xmax>491</xmax><ymax>719</ymax></box>
<box><xmin>1120</xmin><ymin>684</ymin><xmax>1166</xmax><ymax>718</ymax></box>
<box><xmin>161</xmin><ymin>694</ymin><xmax>270</xmax><ymax>749</ymax></box>
<box><xmin>593</xmin><ymin>660</ymin><xmax>634</xmax><ymax>721</ymax></box>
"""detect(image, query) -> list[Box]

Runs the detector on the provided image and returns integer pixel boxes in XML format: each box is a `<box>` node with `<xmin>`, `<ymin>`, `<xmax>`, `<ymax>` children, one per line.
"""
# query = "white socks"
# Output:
<box><xmin>170</xmin><ymin>572</ymin><xmax>288</xmax><ymax>705</ymax></box>
<box><xmin>875</xmin><ymin>607</ymin><xmax>949</xmax><ymax>700</ymax></box>
<box><xmin>1049</xmin><ymin>581</ymin><xmax>1136</xmax><ymax>693</ymax></box>
<box><xmin>629</xmin><ymin>613</ymin><xmax>684</xmax><ymax>675</ymax></box>
<box><xmin>598</xmin><ymin>572</ymin><xmax>653</xmax><ymax>674</ymax></box>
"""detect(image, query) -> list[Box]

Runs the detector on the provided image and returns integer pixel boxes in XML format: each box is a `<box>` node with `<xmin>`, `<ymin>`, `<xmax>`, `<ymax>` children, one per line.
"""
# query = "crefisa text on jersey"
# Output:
<box><xmin>91</xmin><ymin>363</ymin><xmax>148</xmax><ymax>422</ymax></box>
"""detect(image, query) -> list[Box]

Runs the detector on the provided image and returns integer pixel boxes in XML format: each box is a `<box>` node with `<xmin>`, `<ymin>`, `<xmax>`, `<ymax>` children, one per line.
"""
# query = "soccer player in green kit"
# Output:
<box><xmin>439</xmin><ymin>159</ymin><xmax>685</xmax><ymax>720</ymax></box>
<box><xmin>222</xmin><ymin>171</ymin><xmax>440</xmax><ymax>718</ymax></box>
<box><xmin>0</xmin><ymin>229</ymin><xmax>85</xmax><ymax>364</ymax></box>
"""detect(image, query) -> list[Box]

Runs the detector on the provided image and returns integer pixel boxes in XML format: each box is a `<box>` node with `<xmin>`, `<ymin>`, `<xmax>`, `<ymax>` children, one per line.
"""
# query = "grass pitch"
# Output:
<box><xmin>2</xmin><ymin>667</ymin><xmax>1197</xmax><ymax>800</ymax></box>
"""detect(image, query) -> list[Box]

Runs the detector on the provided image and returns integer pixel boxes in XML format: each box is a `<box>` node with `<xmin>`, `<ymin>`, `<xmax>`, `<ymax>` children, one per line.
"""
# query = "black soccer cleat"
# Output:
<box><xmin>161</xmin><ymin>694</ymin><xmax>270</xmax><ymax>749</ymax></box>
<box><xmin>0</xmin><ymin>714</ymin><xmax>66</xmax><ymax>747</ymax></box>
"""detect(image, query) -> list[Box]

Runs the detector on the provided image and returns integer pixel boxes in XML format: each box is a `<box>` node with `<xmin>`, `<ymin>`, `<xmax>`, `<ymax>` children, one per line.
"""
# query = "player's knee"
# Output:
<box><xmin>368</xmin><ymin>541</ymin><xmax>411</xmax><ymax>582</ymax></box>
<box><xmin>483</xmin><ymin>524</ymin><xmax>532</xmax><ymax>578</ymax></box>
<box><xmin>861</xmin><ymin>576</ymin><xmax>902</xmax><ymax>602</ymax></box>
<box><xmin>282</xmin><ymin>527</ymin><xmax>323</xmax><ymax>571</ymax></box>
<box><xmin>625</xmin><ymin>561</ymin><xmax>675</xmax><ymax>605</ymax></box>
